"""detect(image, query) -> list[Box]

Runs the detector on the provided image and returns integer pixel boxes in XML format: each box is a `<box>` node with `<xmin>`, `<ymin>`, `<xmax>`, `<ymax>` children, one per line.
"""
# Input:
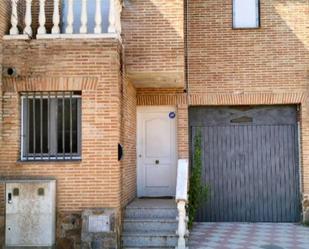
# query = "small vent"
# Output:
<box><xmin>231</xmin><ymin>116</ymin><xmax>253</xmax><ymax>124</ymax></box>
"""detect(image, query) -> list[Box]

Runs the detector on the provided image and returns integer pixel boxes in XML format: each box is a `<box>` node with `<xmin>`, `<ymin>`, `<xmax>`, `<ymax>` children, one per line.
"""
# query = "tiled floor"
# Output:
<box><xmin>189</xmin><ymin>223</ymin><xmax>309</xmax><ymax>249</ymax></box>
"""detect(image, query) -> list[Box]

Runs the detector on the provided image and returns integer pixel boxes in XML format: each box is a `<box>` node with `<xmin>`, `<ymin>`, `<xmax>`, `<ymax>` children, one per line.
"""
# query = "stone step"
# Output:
<box><xmin>125</xmin><ymin>207</ymin><xmax>177</xmax><ymax>219</ymax></box>
<box><xmin>122</xmin><ymin>231</ymin><xmax>178</xmax><ymax>248</ymax></box>
<box><xmin>123</xmin><ymin>218</ymin><xmax>178</xmax><ymax>232</ymax></box>
<box><xmin>123</xmin><ymin>247</ymin><xmax>174</xmax><ymax>249</ymax></box>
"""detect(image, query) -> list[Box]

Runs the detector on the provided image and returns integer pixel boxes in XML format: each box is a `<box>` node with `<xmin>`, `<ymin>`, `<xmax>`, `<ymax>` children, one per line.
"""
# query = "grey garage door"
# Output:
<box><xmin>189</xmin><ymin>106</ymin><xmax>301</xmax><ymax>222</ymax></box>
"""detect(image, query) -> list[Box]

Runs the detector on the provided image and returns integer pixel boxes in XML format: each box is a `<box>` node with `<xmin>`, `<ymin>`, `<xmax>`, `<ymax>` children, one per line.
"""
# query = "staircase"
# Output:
<box><xmin>122</xmin><ymin>199</ymin><xmax>178</xmax><ymax>249</ymax></box>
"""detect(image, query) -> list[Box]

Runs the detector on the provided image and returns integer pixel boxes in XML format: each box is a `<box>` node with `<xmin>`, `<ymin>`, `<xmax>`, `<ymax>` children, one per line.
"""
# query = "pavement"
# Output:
<box><xmin>188</xmin><ymin>222</ymin><xmax>309</xmax><ymax>249</ymax></box>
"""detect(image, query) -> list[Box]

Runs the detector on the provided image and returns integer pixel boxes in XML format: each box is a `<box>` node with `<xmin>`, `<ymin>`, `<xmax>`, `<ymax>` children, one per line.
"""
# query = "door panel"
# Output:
<box><xmin>137</xmin><ymin>107</ymin><xmax>177</xmax><ymax>197</ymax></box>
<box><xmin>190</xmin><ymin>106</ymin><xmax>300</xmax><ymax>222</ymax></box>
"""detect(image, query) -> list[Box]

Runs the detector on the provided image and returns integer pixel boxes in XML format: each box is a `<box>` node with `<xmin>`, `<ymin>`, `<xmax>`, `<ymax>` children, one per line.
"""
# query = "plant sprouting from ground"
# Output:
<box><xmin>187</xmin><ymin>128</ymin><xmax>209</xmax><ymax>230</ymax></box>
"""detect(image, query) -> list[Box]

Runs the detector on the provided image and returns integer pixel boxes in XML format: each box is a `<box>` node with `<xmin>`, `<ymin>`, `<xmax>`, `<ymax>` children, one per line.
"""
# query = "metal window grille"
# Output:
<box><xmin>21</xmin><ymin>92</ymin><xmax>82</xmax><ymax>161</ymax></box>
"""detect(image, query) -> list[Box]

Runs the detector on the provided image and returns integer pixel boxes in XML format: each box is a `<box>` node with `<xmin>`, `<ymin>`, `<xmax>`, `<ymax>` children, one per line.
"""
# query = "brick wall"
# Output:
<box><xmin>187</xmin><ymin>0</ymin><xmax>308</xmax><ymax>95</ymax></box>
<box><xmin>1</xmin><ymin>39</ymin><xmax>122</xmax><ymax>211</ymax></box>
<box><xmin>0</xmin><ymin>38</ymin><xmax>123</xmax><ymax>245</ymax></box>
<box><xmin>122</xmin><ymin>0</ymin><xmax>185</xmax><ymax>87</ymax></box>
<box><xmin>120</xmin><ymin>76</ymin><xmax>137</xmax><ymax>207</ymax></box>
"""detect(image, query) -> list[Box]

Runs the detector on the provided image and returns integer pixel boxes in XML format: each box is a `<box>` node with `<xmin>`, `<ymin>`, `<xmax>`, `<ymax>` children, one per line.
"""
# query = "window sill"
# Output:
<box><xmin>232</xmin><ymin>27</ymin><xmax>261</xmax><ymax>30</ymax></box>
<box><xmin>16</xmin><ymin>159</ymin><xmax>82</xmax><ymax>165</ymax></box>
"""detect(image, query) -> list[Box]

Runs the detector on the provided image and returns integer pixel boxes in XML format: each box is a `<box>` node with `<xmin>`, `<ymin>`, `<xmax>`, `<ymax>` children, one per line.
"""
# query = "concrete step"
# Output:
<box><xmin>123</xmin><ymin>247</ymin><xmax>174</xmax><ymax>249</ymax></box>
<box><xmin>122</xmin><ymin>231</ymin><xmax>178</xmax><ymax>248</ymax></box>
<box><xmin>123</xmin><ymin>218</ymin><xmax>178</xmax><ymax>232</ymax></box>
<box><xmin>125</xmin><ymin>207</ymin><xmax>177</xmax><ymax>219</ymax></box>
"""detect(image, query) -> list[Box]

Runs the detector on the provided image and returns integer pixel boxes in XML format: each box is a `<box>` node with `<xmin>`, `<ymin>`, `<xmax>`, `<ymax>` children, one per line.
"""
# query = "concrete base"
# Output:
<box><xmin>57</xmin><ymin>213</ymin><xmax>81</xmax><ymax>249</ymax></box>
<box><xmin>81</xmin><ymin>209</ymin><xmax>118</xmax><ymax>249</ymax></box>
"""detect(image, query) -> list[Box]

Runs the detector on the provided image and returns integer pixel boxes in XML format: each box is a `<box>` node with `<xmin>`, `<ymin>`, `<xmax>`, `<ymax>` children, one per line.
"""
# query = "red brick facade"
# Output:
<box><xmin>0</xmin><ymin>0</ymin><xmax>308</xmax><ymax>247</ymax></box>
<box><xmin>0</xmin><ymin>38</ymin><xmax>134</xmax><ymax>246</ymax></box>
<box><xmin>186</xmin><ymin>0</ymin><xmax>308</xmax><ymax>194</ymax></box>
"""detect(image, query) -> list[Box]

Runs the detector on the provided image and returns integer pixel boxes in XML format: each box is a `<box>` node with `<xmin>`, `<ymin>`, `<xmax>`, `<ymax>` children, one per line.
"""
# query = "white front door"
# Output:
<box><xmin>137</xmin><ymin>106</ymin><xmax>177</xmax><ymax>197</ymax></box>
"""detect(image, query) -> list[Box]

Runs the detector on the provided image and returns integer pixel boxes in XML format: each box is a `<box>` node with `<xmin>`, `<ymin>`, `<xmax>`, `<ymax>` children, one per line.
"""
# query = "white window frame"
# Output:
<box><xmin>233</xmin><ymin>0</ymin><xmax>260</xmax><ymax>29</ymax></box>
<box><xmin>20</xmin><ymin>92</ymin><xmax>82</xmax><ymax>161</ymax></box>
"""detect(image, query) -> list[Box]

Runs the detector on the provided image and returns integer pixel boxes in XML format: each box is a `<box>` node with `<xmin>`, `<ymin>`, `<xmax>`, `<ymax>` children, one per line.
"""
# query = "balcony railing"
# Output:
<box><xmin>5</xmin><ymin>0</ymin><xmax>122</xmax><ymax>40</ymax></box>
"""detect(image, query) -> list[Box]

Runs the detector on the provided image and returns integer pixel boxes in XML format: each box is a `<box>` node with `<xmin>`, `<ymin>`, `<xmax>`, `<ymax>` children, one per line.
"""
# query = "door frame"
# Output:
<box><xmin>136</xmin><ymin>106</ymin><xmax>178</xmax><ymax>197</ymax></box>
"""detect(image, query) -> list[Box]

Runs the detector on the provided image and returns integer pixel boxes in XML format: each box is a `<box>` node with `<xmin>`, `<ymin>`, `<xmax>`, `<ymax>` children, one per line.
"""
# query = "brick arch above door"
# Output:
<box><xmin>137</xmin><ymin>92</ymin><xmax>308</xmax><ymax>106</ymax></box>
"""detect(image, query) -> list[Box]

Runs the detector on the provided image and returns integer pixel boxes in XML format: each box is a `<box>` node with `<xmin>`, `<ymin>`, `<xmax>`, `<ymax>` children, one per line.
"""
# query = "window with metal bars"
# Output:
<box><xmin>21</xmin><ymin>92</ymin><xmax>82</xmax><ymax>161</ymax></box>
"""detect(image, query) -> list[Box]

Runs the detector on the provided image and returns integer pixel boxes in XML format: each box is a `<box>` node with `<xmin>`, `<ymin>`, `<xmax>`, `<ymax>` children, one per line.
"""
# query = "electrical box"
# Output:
<box><xmin>5</xmin><ymin>179</ymin><xmax>56</xmax><ymax>247</ymax></box>
<box><xmin>88</xmin><ymin>214</ymin><xmax>111</xmax><ymax>233</ymax></box>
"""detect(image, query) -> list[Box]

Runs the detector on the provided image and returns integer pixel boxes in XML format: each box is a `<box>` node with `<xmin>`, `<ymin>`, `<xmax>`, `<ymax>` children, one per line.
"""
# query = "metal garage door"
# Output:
<box><xmin>189</xmin><ymin>106</ymin><xmax>301</xmax><ymax>222</ymax></box>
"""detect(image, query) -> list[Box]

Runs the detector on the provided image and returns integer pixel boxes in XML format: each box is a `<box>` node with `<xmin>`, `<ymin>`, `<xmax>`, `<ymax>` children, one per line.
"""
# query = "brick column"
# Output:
<box><xmin>177</xmin><ymin>104</ymin><xmax>189</xmax><ymax>159</ymax></box>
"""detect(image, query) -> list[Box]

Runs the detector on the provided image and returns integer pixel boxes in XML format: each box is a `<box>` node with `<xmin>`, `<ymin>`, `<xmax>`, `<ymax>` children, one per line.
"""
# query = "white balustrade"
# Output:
<box><xmin>24</xmin><ymin>0</ymin><xmax>33</xmax><ymax>36</ymax></box>
<box><xmin>66</xmin><ymin>0</ymin><xmax>74</xmax><ymax>34</ymax></box>
<box><xmin>115</xmin><ymin>0</ymin><xmax>122</xmax><ymax>34</ymax></box>
<box><xmin>9</xmin><ymin>0</ymin><xmax>19</xmax><ymax>35</ymax></box>
<box><xmin>52</xmin><ymin>0</ymin><xmax>60</xmax><ymax>34</ymax></box>
<box><xmin>80</xmin><ymin>0</ymin><xmax>88</xmax><ymax>34</ymax></box>
<box><xmin>94</xmin><ymin>0</ymin><xmax>102</xmax><ymax>34</ymax></box>
<box><xmin>175</xmin><ymin>159</ymin><xmax>189</xmax><ymax>249</ymax></box>
<box><xmin>7</xmin><ymin>0</ymin><xmax>123</xmax><ymax>39</ymax></box>
<box><xmin>37</xmin><ymin>0</ymin><xmax>46</xmax><ymax>34</ymax></box>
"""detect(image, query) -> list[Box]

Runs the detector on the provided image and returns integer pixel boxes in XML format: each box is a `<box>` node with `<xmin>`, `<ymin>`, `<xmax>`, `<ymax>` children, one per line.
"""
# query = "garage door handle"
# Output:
<box><xmin>155</xmin><ymin>160</ymin><xmax>160</xmax><ymax>165</ymax></box>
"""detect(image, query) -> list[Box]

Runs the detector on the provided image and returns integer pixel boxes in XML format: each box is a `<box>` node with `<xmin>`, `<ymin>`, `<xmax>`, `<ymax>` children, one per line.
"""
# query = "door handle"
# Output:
<box><xmin>8</xmin><ymin>193</ymin><xmax>12</xmax><ymax>204</ymax></box>
<box><xmin>155</xmin><ymin>160</ymin><xmax>160</xmax><ymax>165</ymax></box>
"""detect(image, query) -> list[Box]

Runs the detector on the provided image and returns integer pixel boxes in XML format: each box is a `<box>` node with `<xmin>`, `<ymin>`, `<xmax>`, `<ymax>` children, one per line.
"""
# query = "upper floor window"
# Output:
<box><xmin>233</xmin><ymin>0</ymin><xmax>260</xmax><ymax>29</ymax></box>
<box><xmin>21</xmin><ymin>92</ymin><xmax>81</xmax><ymax>161</ymax></box>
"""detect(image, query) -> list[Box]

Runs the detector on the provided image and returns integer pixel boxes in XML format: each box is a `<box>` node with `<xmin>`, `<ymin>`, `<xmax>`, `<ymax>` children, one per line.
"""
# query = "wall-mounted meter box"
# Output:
<box><xmin>5</xmin><ymin>179</ymin><xmax>56</xmax><ymax>248</ymax></box>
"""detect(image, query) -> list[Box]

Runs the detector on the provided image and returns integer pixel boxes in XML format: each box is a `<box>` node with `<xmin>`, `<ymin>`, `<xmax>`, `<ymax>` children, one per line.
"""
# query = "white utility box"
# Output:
<box><xmin>5</xmin><ymin>179</ymin><xmax>56</xmax><ymax>248</ymax></box>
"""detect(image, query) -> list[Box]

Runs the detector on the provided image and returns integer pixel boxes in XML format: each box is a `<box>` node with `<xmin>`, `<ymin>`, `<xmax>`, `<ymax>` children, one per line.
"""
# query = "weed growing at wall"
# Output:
<box><xmin>187</xmin><ymin>128</ymin><xmax>209</xmax><ymax>230</ymax></box>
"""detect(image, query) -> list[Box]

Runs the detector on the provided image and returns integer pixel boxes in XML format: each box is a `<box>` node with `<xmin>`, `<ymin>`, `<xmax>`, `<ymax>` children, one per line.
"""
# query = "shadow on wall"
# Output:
<box><xmin>121</xmin><ymin>0</ymin><xmax>185</xmax><ymax>86</ymax></box>
<box><xmin>274</xmin><ymin>1</ymin><xmax>308</xmax><ymax>49</ymax></box>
